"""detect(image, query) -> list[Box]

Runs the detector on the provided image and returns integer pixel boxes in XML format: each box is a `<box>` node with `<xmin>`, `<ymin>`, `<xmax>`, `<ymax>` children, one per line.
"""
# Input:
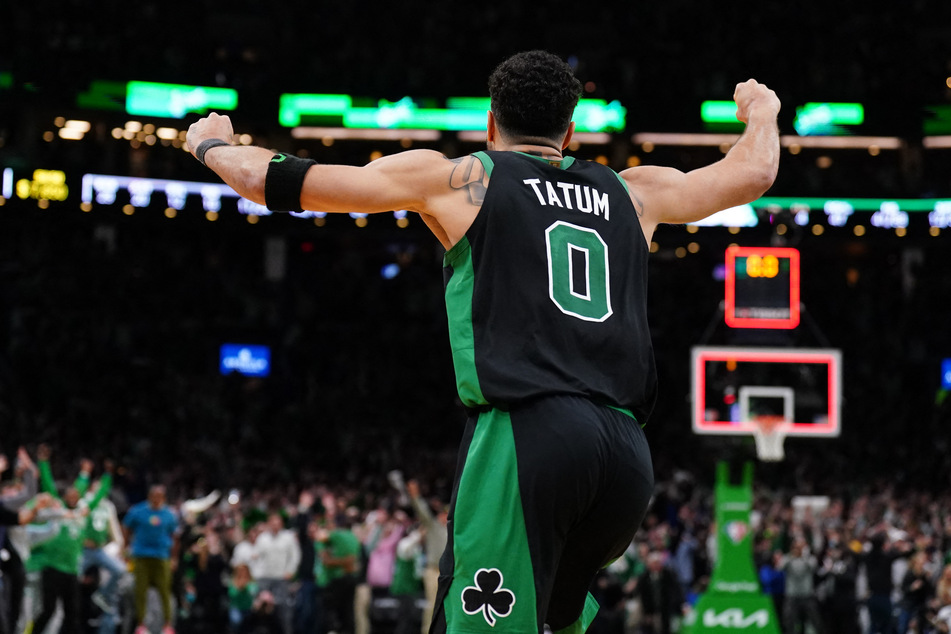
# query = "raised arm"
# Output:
<box><xmin>186</xmin><ymin>114</ymin><xmax>449</xmax><ymax>216</ymax></box>
<box><xmin>36</xmin><ymin>444</ymin><xmax>61</xmax><ymax>502</ymax></box>
<box><xmin>621</xmin><ymin>79</ymin><xmax>781</xmax><ymax>239</ymax></box>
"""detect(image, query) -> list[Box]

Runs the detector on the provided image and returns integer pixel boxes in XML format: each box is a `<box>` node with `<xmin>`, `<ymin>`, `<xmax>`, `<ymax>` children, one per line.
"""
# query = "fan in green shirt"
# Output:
<box><xmin>28</xmin><ymin>445</ymin><xmax>113</xmax><ymax>634</ymax></box>
<box><xmin>319</xmin><ymin>520</ymin><xmax>362</xmax><ymax>634</ymax></box>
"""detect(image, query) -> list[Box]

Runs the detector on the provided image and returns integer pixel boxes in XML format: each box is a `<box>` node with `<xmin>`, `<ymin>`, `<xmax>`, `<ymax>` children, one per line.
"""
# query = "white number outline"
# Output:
<box><xmin>545</xmin><ymin>221</ymin><xmax>613</xmax><ymax>322</ymax></box>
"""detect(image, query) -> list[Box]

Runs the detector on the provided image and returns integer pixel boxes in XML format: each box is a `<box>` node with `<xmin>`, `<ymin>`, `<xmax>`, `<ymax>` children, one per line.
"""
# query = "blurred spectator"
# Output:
<box><xmin>405</xmin><ymin>479</ymin><xmax>447</xmax><ymax>634</ymax></box>
<box><xmin>29</xmin><ymin>446</ymin><xmax>113</xmax><ymax>634</ymax></box>
<box><xmin>390</xmin><ymin>526</ymin><xmax>424</xmax><ymax>634</ymax></box>
<box><xmin>860</xmin><ymin>532</ymin><xmax>913</xmax><ymax>634</ymax></box>
<box><xmin>254</xmin><ymin>511</ymin><xmax>301</xmax><ymax>634</ymax></box>
<box><xmin>124</xmin><ymin>484</ymin><xmax>180</xmax><ymax>634</ymax></box>
<box><xmin>240</xmin><ymin>590</ymin><xmax>284</xmax><ymax>634</ymax></box>
<box><xmin>779</xmin><ymin>540</ymin><xmax>824</xmax><ymax>634</ymax></box>
<box><xmin>635</xmin><ymin>551</ymin><xmax>683</xmax><ymax>634</ymax></box>
<box><xmin>292</xmin><ymin>490</ymin><xmax>324</xmax><ymax>634</ymax></box>
<box><xmin>355</xmin><ymin>507</ymin><xmax>405</xmax><ymax>634</ymax></box>
<box><xmin>321</xmin><ymin>514</ymin><xmax>361</xmax><ymax>634</ymax></box>
<box><xmin>817</xmin><ymin>542</ymin><xmax>859</xmax><ymax>634</ymax></box>
<box><xmin>181</xmin><ymin>526</ymin><xmax>229</xmax><ymax>633</ymax></box>
<box><xmin>898</xmin><ymin>550</ymin><xmax>934</xmax><ymax>634</ymax></box>
<box><xmin>935</xmin><ymin>564</ymin><xmax>951</xmax><ymax>610</ymax></box>
<box><xmin>229</xmin><ymin>564</ymin><xmax>259</xmax><ymax>633</ymax></box>
<box><xmin>79</xmin><ymin>459</ymin><xmax>127</xmax><ymax>634</ymax></box>
<box><xmin>758</xmin><ymin>549</ymin><xmax>786</xmax><ymax>622</ymax></box>
<box><xmin>0</xmin><ymin>447</ymin><xmax>38</xmax><ymax>633</ymax></box>
<box><xmin>232</xmin><ymin>523</ymin><xmax>265</xmax><ymax>581</ymax></box>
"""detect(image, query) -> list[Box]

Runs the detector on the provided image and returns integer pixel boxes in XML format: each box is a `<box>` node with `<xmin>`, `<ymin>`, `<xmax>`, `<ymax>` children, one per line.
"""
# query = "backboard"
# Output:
<box><xmin>691</xmin><ymin>346</ymin><xmax>842</xmax><ymax>437</ymax></box>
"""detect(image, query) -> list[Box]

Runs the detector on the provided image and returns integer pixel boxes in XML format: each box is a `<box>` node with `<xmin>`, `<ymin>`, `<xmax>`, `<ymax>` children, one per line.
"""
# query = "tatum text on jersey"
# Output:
<box><xmin>522</xmin><ymin>178</ymin><xmax>610</xmax><ymax>221</ymax></box>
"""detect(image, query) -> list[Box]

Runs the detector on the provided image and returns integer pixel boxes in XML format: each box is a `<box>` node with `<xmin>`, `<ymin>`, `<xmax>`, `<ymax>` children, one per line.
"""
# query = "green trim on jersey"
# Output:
<box><xmin>473</xmin><ymin>151</ymin><xmax>494</xmax><ymax>177</ymax></box>
<box><xmin>444</xmin><ymin>237</ymin><xmax>487</xmax><ymax>407</ymax></box>
<box><xmin>605</xmin><ymin>404</ymin><xmax>637</xmax><ymax>422</ymax></box>
<box><xmin>514</xmin><ymin>151</ymin><xmax>576</xmax><ymax>169</ymax></box>
<box><xmin>552</xmin><ymin>593</ymin><xmax>600</xmax><ymax>634</ymax></box>
<box><xmin>613</xmin><ymin>171</ymin><xmax>631</xmax><ymax>195</ymax></box>
<box><xmin>446</xmin><ymin>410</ymin><xmax>537</xmax><ymax>633</ymax></box>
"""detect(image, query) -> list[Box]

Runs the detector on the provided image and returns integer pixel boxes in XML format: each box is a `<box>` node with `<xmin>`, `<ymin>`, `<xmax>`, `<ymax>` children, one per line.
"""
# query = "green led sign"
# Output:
<box><xmin>701</xmin><ymin>101</ymin><xmax>738</xmax><ymax>124</ymax></box>
<box><xmin>924</xmin><ymin>105</ymin><xmax>951</xmax><ymax>136</ymax></box>
<box><xmin>0</xmin><ymin>71</ymin><xmax>12</xmax><ymax>90</ymax></box>
<box><xmin>126</xmin><ymin>81</ymin><xmax>238</xmax><ymax>118</ymax></box>
<box><xmin>279</xmin><ymin>94</ymin><xmax>626</xmax><ymax>133</ymax></box>
<box><xmin>793</xmin><ymin>102</ymin><xmax>864</xmax><ymax>136</ymax></box>
<box><xmin>76</xmin><ymin>80</ymin><xmax>128</xmax><ymax>111</ymax></box>
<box><xmin>700</xmin><ymin>100</ymin><xmax>744</xmax><ymax>132</ymax></box>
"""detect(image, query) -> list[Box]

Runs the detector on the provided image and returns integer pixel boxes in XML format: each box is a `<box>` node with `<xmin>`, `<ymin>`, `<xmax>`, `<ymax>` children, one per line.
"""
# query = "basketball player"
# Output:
<box><xmin>187</xmin><ymin>50</ymin><xmax>780</xmax><ymax>634</ymax></box>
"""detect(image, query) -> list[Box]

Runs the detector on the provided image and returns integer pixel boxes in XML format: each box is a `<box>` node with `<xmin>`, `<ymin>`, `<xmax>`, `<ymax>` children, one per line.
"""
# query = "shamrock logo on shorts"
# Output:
<box><xmin>461</xmin><ymin>568</ymin><xmax>516</xmax><ymax>626</ymax></box>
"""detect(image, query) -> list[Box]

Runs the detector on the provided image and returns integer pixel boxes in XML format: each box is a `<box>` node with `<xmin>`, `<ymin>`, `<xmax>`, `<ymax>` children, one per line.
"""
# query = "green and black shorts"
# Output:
<box><xmin>429</xmin><ymin>395</ymin><xmax>654</xmax><ymax>634</ymax></box>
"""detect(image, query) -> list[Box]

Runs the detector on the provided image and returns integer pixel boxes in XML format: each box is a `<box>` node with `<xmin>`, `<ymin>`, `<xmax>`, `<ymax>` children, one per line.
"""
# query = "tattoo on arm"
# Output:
<box><xmin>447</xmin><ymin>156</ymin><xmax>488</xmax><ymax>206</ymax></box>
<box><xmin>630</xmin><ymin>190</ymin><xmax>645</xmax><ymax>217</ymax></box>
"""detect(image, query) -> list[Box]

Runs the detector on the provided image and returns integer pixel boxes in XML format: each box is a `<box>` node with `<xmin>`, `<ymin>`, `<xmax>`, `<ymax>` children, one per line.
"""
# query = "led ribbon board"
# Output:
<box><xmin>80</xmin><ymin>173</ymin><xmax>405</xmax><ymax>221</ymax></box>
<box><xmin>279</xmin><ymin>94</ymin><xmax>626</xmax><ymax>132</ymax></box>
<box><xmin>126</xmin><ymin>81</ymin><xmax>238</xmax><ymax>118</ymax></box>
<box><xmin>724</xmin><ymin>246</ymin><xmax>800</xmax><ymax>329</ymax></box>
<box><xmin>793</xmin><ymin>103</ymin><xmax>864</xmax><ymax>136</ymax></box>
<box><xmin>82</xmin><ymin>173</ymin><xmax>267</xmax><ymax>214</ymax></box>
<box><xmin>702</xmin><ymin>101</ymin><xmax>864</xmax><ymax>135</ymax></box>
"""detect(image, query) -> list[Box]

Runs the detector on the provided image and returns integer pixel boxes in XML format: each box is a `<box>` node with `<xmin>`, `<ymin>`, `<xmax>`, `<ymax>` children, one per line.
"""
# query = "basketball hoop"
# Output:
<box><xmin>751</xmin><ymin>415</ymin><xmax>788</xmax><ymax>462</ymax></box>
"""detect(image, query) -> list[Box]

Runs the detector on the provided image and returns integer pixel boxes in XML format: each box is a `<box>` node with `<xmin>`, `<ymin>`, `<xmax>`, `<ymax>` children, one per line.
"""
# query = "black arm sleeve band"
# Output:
<box><xmin>194</xmin><ymin>139</ymin><xmax>231</xmax><ymax>166</ymax></box>
<box><xmin>264</xmin><ymin>153</ymin><xmax>317</xmax><ymax>213</ymax></box>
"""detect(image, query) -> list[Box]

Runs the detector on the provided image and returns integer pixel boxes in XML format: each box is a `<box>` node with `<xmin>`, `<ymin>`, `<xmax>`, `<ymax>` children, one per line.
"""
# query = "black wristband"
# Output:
<box><xmin>194</xmin><ymin>139</ymin><xmax>231</xmax><ymax>166</ymax></box>
<box><xmin>264</xmin><ymin>153</ymin><xmax>317</xmax><ymax>213</ymax></box>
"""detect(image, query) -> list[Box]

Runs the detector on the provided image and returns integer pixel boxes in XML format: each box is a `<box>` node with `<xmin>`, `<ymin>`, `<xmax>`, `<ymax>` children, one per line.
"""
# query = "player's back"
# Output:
<box><xmin>443</xmin><ymin>150</ymin><xmax>657</xmax><ymax>423</ymax></box>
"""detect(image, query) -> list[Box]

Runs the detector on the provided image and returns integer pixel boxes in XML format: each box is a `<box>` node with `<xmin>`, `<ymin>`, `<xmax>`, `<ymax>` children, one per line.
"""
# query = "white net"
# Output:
<box><xmin>752</xmin><ymin>416</ymin><xmax>788</xmax><ymax>462</ymax></box>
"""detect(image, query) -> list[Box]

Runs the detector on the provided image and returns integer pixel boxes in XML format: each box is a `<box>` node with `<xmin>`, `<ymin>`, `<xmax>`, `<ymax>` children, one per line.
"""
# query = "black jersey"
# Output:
<box><xmin>443</xmin><ymin>151</ymin><xmax>657</xmax><ymax>423</ymax></box>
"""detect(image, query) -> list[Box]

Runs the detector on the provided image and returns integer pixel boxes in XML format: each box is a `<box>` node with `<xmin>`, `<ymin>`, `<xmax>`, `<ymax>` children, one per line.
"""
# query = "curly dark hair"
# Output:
<box><xmin>488</xmin><ymin>50</ymin><xmax>582</xmax><ymax>142</ymax></box>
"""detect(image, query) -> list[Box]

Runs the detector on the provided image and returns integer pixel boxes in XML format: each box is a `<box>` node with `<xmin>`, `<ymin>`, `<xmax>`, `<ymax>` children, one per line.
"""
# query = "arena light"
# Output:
<box><xmin>456</xmin><ymin>130</ymin><xmax>610</xmax><ymax>144</ymax></box>
<box><xmin>279</xmin><ymin>94</ymin><xmax>626</xmax><ymax>132</ymax></box>
<box><xmin>58</xmin><ymin>128</ymin><xmax>85</xmax><ymax>140</ymax></box>
<box><xmin>924</xmin><ymin>105</ymin><xmax>951</xmax><ymax>136</ymax></box>
<box><xmin>447</xmin><ymin>97</ymin><xmax>625</xmax><ymax>133</ymax></box>
<box><xmin>76</xmin><ymin>80</ymin><xmax>127</xmax><ymax>111</ymax></box>
<box><xmin>80</xmin><ymin>172</ymin><xmax>408</xmax><ymax>222</ymax></box>
<box><xmin>780</xmin><ymin>135</ymin><xmax>902</xmax><ymax>149</ymax></box>
<box><xmin>700</xmin><ymin>101</ymin><xmax>745</xmax><ymax>132</ymax></box>
<box><xmin>291</xmin><ymin>127</ymin><xmax>440</xmax><ymax>141</ymax></box>
<box><xmin>923</xmin><ymin>136</ymin><xmax>951</xmax><ymax>149</ymax></box>
<box><xmin>685</xmin><ymin>197</ymin><xmax>951</xmax><ymax>230</ymax></box>
<box><xmin>631</xmin><ymin>132</ymin><xmax>901</xmax><ymax>149</ymax></box>
<box><xmin>757</xmin><ymin>196</ymin><xmax>945</xmax><ymax>212</ymax></box>
<box><xmin>3</xmin><ymin>168</ymin><xmax>13</xmax><ymax>199</ymax></box>
<box><xmin>700</xmin><ymin>101</ymin><xmax>738</xmax><ymax>124</ymax></box>
<box><xmin>793</xmin><ymin>102</ymin><xmax>864</xmax><ymax>135</ymax></box>
<box><xmin>632</xmin><ymin>132</ymin><xmax>740</xmax><ymax>147</ymax></box>
<box><xmin>279</xmin><ymin>94</ymin><xmax>353</xmax><ymax>126</ymax></box>
<box><xmin>16</xmin><ymin>169</ymin><xmax>69</xmax><ymax>201</ymax></box>
<box><xmin>126</xmin><ymin>81</ymin><xmax>238</xmax><ymax>118</ymax></box>
<box><xmin>343</xmin><ymin>98</ymin><xmax>486</xmax><ymax>130</ymax></box>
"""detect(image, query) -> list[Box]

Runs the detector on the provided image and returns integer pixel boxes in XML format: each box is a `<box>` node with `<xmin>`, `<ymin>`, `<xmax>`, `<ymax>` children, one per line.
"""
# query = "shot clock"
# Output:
<box><xmin>724</xmin><ymin>246</ymin><xmax>800</xmax><ymax>329</ymax></box>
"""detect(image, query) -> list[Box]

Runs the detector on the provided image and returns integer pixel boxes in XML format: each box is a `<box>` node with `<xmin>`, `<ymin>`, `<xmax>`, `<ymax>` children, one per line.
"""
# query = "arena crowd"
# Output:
<box><xmin>6</xmin><ymin>443</ymin><xmax>951</xmax><ymax>634</ymax></box>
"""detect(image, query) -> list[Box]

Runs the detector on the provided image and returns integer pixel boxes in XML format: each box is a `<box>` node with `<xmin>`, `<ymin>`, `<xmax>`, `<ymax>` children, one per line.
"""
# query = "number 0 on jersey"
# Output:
<box><xmin>545</xmin><ymin>221</ymin><xmax>613</xmax><ymax>322</ymax></box>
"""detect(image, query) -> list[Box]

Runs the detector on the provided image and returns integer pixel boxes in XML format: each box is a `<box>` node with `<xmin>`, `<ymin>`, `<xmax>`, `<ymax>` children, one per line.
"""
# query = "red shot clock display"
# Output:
<box><xmin>724</xmin><ymin>246</ymin><xmax>801</xmax><ymax>329</ymax></box>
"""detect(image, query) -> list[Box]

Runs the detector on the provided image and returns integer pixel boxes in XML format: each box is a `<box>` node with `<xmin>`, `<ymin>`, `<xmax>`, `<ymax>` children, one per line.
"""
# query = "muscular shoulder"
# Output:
<box><xmin>618</xmin><ymin>164</ymin><xmax>689</xmax><ymax>227</ymax></box>
<box><xmin>366</xmin><ymin>149</ymin><xmax>450</xmax><ymax>175</ymax></box>
<box><xmin>618</xmin><ymin>165</ymin><xmax>686</xmax><ymax>197</ymax></box>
